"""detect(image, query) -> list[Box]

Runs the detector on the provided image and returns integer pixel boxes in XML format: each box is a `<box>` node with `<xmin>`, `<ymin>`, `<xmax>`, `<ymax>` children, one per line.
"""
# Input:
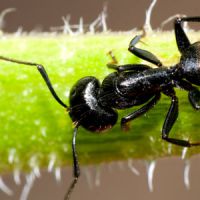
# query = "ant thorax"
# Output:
<box><xmin>180</xmin><ymin>42</ymin><xmax>200</xmax><ymax>85</ymax></box>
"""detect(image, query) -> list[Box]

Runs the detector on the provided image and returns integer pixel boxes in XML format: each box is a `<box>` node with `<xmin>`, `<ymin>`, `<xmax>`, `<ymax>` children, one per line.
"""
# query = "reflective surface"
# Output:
<box><xmin>0</xmin><ymin>156</ymin><xmax>200</xmax><ymax>200</ymax></box>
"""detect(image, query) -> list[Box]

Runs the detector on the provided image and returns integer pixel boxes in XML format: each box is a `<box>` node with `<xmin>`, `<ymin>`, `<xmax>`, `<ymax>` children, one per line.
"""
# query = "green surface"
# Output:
<box><xmin>0</xmin><ymin>32</ymin><xmax>200</xmax><ymax>173</ymax></box>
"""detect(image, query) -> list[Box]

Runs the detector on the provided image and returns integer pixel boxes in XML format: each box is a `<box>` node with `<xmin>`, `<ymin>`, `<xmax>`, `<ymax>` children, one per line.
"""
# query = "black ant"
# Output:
<box><xmin>1</xmin><ymin>16</ymin><xmax>200</xmax><ymax>199</ymax></box>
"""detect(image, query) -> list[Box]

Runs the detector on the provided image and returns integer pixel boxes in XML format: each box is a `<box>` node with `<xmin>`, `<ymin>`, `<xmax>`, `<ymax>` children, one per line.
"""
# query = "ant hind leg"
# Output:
<box><xmin>162</xmin><ymin>87</ymin><xmax>200</xmax><ymax>147</ymax></box>
<box><xmin>174</xmin><ymin>16</ymin><xmax>200</xmax><ymax>53</ymax></box>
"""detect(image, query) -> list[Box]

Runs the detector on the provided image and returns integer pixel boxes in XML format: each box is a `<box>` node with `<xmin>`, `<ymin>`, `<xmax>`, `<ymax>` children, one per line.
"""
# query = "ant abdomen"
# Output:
<box><xmin>69</xmin><ymin>76</ymin><xmax>118</xmax><ymax>132</ymax></box>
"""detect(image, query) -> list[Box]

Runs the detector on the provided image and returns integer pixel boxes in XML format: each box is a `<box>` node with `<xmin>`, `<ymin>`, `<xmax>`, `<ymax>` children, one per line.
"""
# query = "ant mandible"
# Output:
<box><xmin>1</xmin><ymin>16</ymin><xmax>200</xmax><ymax>199</ymax></box>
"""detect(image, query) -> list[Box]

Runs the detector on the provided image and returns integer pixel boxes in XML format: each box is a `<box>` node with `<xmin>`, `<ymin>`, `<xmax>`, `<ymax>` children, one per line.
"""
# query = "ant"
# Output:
<box><xmin>1</xmin><ymin>16</ymin><xmax>200</xmax><ymax>199</ymax></box>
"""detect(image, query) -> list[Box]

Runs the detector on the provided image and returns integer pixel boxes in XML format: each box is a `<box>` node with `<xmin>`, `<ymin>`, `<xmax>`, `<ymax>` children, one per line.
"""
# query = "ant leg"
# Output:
<box><xmin>106</xmin><ymin>51</ymin><xmax>151</xmax><ymax>72</ymax></box>
<box><xmin>0</xmin><ymin>56</ymin><xmax>68</xmax><ymax>109</ymax></box>
<box><xmin>116</xmin><ymin>64</ymin><xmax>150</xmax><ymax>73</ymax></box>
<box><xmin>121</xmin><ymin>93</ymin><xmax>161</xmax><ymax>131</ymax></box>
<box><xmin>128</xmin><ymin>35</ymin><xmax>163</xmax><ymax>67</ymax></box>
<box><xmin>174</xmin><ymin>17</ymin><xmax>200</xmax><ymax>53</ymax></box>
<box><xmin>106</xmin><ymin>50</ymin><xmax>151</xmax><ymax>72</ymax></box>
<box><xmin>107</xmin><ymin>50</ymin><xmax>118</xmax><ymax>68</ymax></box>
<box><xmin>64</xmin><ymin>126</ymin><xmax>80</xmax><ymax>200</ymax></box>
<box><xmin>107</xmin><ymin>50</ymin><xmax>151</xmax><ymax>73</ymax></box>
<box><xmin>162</xmin><ymin>88</ymin><xmax>200</xmax><ymax>147</ymax></box>
<box><xmin>175</xmin><ymin>80</ymin><xmax>200</xmax><ymax>110</ymax></box>
<box><xmin>109</xmin><ymin>63</ymin><xmax>151</xmax><ymax>73</ymax></box>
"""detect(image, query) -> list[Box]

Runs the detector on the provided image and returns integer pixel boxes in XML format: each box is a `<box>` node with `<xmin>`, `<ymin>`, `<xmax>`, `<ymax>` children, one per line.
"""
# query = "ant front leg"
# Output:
<box><xmin>121</xmin><ymin>93</ymin><xmax>161</xmax><ymax>131</ymax></box>
<box><xmin>128</xmin><ymin>35</ymin><xmax>163</xmax><ymax>67</ymax></box>
<box><xmin>162</xmin><ymin>88</ymin><xmax>200</xmax><ymax>147</ymax></box>
<box><xmin>174</xmin><ymin>16</ymin><xmax>200</xmax><ymax>53</ymax></box>
<box><xmin>106</xmin><ymin>50</ymin><xmax>119</xmax><ymax>70</ymax></box>
<box><xmin>64</xmin><ymin>126</ymin><xmax>80</xmax><ymax>200</ymax></box>
<box><xmin>107</xmin><ymin>48</ymin><xmax>151</xmax><ymax>72</ymax></box>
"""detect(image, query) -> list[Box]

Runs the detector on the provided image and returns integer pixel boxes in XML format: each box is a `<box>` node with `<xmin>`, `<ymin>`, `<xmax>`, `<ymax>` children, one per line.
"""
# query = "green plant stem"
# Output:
<box><xmin>0</xmin><ymin>32</ymin><xmax>200</xmax><ymax>174</ymax></box>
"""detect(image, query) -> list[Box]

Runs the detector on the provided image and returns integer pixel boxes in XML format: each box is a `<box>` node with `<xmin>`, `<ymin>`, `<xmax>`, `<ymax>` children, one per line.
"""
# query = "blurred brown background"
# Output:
<box><xmin>1</xmin><ymin>0</ymin><xmax>200</xmax><ymax>32</ymax></box>
<box><xmin>1</xmin><ymin>0</ymin><xmax>200</xmax><ymax>200</ymax></box>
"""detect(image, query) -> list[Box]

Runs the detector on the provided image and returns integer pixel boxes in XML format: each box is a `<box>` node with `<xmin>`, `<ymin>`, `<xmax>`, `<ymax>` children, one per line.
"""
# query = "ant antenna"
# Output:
<box><xmin>0</xmin><ymin>56</ymin><xmax>68</xmax><ymax>109</ymax></box>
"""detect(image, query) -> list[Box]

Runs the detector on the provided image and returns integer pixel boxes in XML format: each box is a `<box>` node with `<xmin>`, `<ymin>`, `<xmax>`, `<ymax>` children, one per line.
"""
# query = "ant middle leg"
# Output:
<box><xmin>162</xmin><ymin>87</ymin><xmax>200</xmax><ymax>147</ymax></box>
<box><xmin>121</xmin><ymin>93</ymin><xmax>161</xmax><ymax>131</ymax></box>
<box><xmin>128</xmin><ymin>35</ymin><xmax>163</xmax><ymax>67</ymax></box>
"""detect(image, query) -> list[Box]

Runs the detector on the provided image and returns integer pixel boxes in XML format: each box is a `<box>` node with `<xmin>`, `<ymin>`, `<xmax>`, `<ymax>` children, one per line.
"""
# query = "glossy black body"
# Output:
<box><xmin>69</xmin><ymin>76</ymin><xmax>118</xmax><ymax>132</ymax></box>
<box><xmin>69</xmin><ymin>65</ymin><xmax>178</xmax><ymax>131</ymax></box>
<box><xmin>68</xmin><ymin>18</ymin><xmax>200</xmax><ymax>144</ymax></box>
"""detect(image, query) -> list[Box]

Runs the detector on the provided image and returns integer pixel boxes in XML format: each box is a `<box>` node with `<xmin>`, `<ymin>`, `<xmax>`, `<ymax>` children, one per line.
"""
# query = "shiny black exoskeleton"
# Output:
<box><xmin>1</xmin><ymin>17</ymin><xmax>200</xmax><ymax>199</ymax></box>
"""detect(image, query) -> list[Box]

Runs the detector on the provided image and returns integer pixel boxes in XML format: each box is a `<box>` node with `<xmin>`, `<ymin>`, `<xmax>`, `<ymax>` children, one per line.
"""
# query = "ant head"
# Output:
<box><xmin>69</xmin><ymin>76</ymin><xmax>118</xmax><ymax>133</ymax></box>
<box><xmin>181</xmin><ymin>42</ymin><xmax>200</xmax><ymax>86</ymax></box>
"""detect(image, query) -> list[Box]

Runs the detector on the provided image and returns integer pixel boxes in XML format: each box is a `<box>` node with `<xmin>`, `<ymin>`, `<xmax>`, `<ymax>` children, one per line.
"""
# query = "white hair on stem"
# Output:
<box><xmin>54</xmin><ymin>167</ymin><xmax>61</xmax><ymax>182</ymax></box>
<box><xmin>184</xmin><ymin>160</ymin><xmax>191</xmax><ymax>190</ymax></box>
<box><xmin>143</xmin><ymin>0</ymin><xmax>157</xmax><ymax>33</ymax></box>
<box><xmin>0</xmin><ymin>8</ymin><xmax>16</xmax><ymax>29</ymax></box>
<box><xmin>0</xmin><ymin>177</ymin><xmax>13</xmax><ymax>196</ymax></box>
<box><xmin>94</xmin><ymin>166</ymin><xmax>101</xmax><ymax>187</ymax></box>
<box><xmin>181</xmin><ymin>147</ymin><xmax>188</xmax><ymax>160</ymax></box>
<box><xmin>13</xmin><ymin>169</ymin><xmax>21</xmax><ymax>185</ymax></box>
<box><xmin>83</xmin><ymin>167</ymin><xmax>93</xmax><ymax>189</ymax></box>
<box><xmin>128</xmin><ymin>159</ymin><xmax>140</xmax><ymax>176</ymax></box>
<box><xmin>20</xmin><ymin>173</ymin><xmax>36</xmax><ymax>200</ymax></box>
<box><xmin>161</xmin><ymin>14</ymin><xmax>189</xmax><ymax>31</ymax></box>
<box><xmin>146</xmin><ymin>160</ymin><xmax>156</xmax><ymax>192</ymax></box>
